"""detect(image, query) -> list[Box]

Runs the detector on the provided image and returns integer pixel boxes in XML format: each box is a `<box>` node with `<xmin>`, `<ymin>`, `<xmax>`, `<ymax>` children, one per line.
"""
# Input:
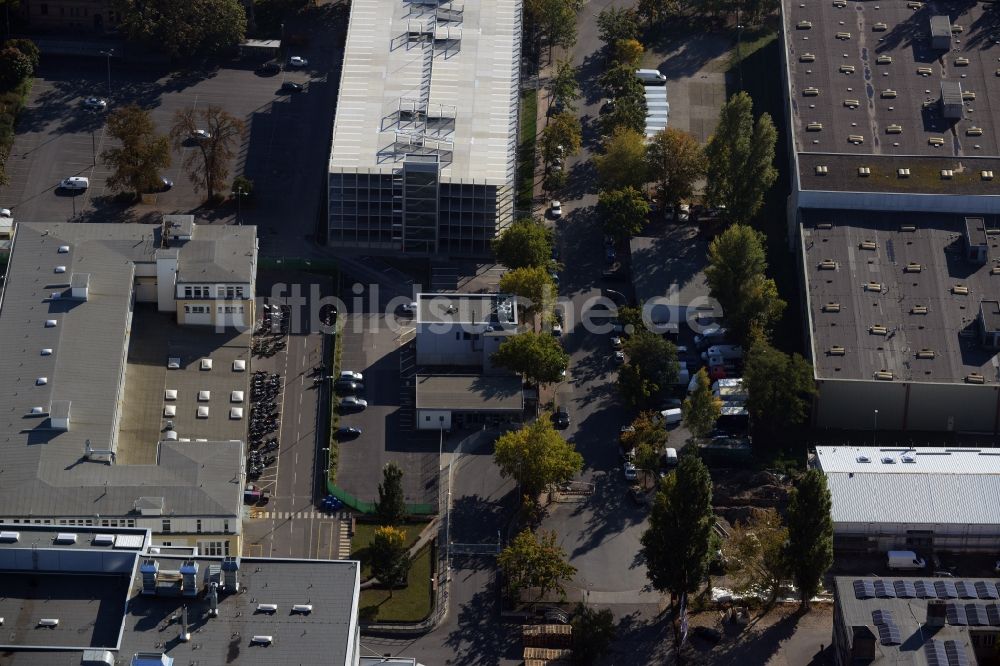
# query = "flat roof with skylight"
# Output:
<box><xmin>802</xmin><ymin>211</ymin><xmax>1000</xmax><ymax>384</ymax></box>
<box><xmin>416</xmin><ymin>292</ymin><xmax>518</xmax><ymax>326</ymax></box>
<box><xmin>782</xmin><ymin>0</ymin><xmax>1000</xmax><ymax>195</ymax></box>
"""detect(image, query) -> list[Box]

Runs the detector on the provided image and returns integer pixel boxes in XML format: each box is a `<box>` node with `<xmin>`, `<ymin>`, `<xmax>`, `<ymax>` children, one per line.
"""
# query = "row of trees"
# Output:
<box><xmin>113</xmin><ymin>0</ymin><xmax>248</xmax><ymax>58</ymax></box>
<box><xmin>100</xmin><ymin>104</ymin><xmax>246</xmax><ymax>202</ymax></box>
<box><xmin>641</xmin><ymin>455</ymin><xmax>834</xmax><ymax>649</ymax></box>
<box><xmin>0</xmin><ymin>39</ymin><xmax>40</xmax><ymax>186</ymax></box>
<box><xmin>368</xmin><ymin>463</ymin><xmax>412</xmax><ymax>599</ymax></box>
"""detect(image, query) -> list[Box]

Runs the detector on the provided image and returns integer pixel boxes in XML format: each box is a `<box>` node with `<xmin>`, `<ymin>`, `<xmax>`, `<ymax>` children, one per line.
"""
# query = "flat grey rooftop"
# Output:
<box><xmin>415</xmin><ymin>374</ymin><xmax>523</xmax><ymax>411</ymax></box>
<box><xmin>782</xmin><ymin>0</ymin><xmax>1000</xmax><ymax>193</ymax></box>
<box><xmin>416</xmin><ymin>292</ymin><xmax>517</xmax><ymax>326</ymax></box>
<box><xmin>834</xmin><ymin>576</ymin><xmax>984</xmax><ymax>665</ymax></box>
<box><xmin>802</xmin><ymin>210</ymin><xmax>1000</xmax><ymax>383</ymax></box>
<box><xmin>328</xmin><ymin>0</ymin><xmax>520</xmax><ymax>184</ymax></box>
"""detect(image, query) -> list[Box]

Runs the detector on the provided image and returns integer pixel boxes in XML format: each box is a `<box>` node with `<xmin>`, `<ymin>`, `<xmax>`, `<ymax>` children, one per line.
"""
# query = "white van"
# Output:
<box><xmin>662</xmin><ymin>448</ymin><xmax>678</xmax><ymax>467</ymax></box>
<box><xmin>59</xmin><ymin>176</ymin><xmax>89</xmax><ymax>190</ymax></box>
<box><xmin>701</xmin><ymin>345</ymin><xmax>744</xmax><ymax>362</ymax></box>
<box><xmin>660</xmin><ymin>408</ymin><xmax>682</xmax><ymax>425</ymax></box>
<box><xmin>887</xmin><ymin>550</ymin><xmax>926</xmax><ymax>570</ymax></box>
<box><xmin>635</xmin><ymin>68</ymin><xmax>667</xmax><ymax>84</ymax></box>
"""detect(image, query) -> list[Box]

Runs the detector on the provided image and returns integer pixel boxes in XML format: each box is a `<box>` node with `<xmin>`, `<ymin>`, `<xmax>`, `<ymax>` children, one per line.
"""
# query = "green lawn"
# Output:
<box><xmin>357</xmin><ymin>542</ymin><xmax>434</xmax><ymax>624</ymax></box>
<box><xmin>350</xmin><ymin>521</ymin><xmax>429</xmax><ymax>580</ymax></box>
<box><xmin>516</xmin><ymin>88</ymin><xmax>538</xmax><ymax>211</ymax></box>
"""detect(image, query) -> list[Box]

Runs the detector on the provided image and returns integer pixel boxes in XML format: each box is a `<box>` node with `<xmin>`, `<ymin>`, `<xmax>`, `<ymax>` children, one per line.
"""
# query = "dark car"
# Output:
<box><xmin>337</xmin><ymin>426</ymin><xmax>362</xmax><ymax>439</ymax></box>
<box><xmin>280</xmin><ymin>81</ymin><xmax>304</xmax><ymax>93</ymax></box>
<box><xmin>257</xmin><ymin>62</ymin><xmax>280</xmax><ymax>74</ymax></box>
<box><xmin>160</xmin><ymin>177</ymin><xmax>173</xmax><ymax>191</ymax></box>
<box><xmin>551</xmin><ymin>408</ymin><xmax>570</xmax><ymax>429</ymax></box>
<box><xmin>334</xmin><ymin>380</ymin><xmax>363</xmax><ymax>395</ymax></box>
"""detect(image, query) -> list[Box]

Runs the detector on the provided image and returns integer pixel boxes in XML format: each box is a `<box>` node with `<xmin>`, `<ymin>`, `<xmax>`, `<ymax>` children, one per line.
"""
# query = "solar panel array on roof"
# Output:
<box><xmin>936</xmin><ymin>580</ymin><xmax>959</xmax><ymax>599</ymax></box>
<box><xmin>854</xmin><ymin>579</ymin><xmax>876</xmax><ymax>598</ymax></box>
<box><xmin>916</xmin><ymin>580</ymin><xmax>937</xmax><ymax>598</ymax></box>
<box><xmin>947</xmin><ymin>603</ymin><xmax>968</xmax><ymax>625</ymax></box>
<box><xmin>987</xmin><ymin>604</ymin><xmax>1000</xmax><ymax>625</ymax></box>
<box><xmin>894</xmin><ymin>579</ymin><xmax>917</xmax><ymax>598</ymax></box>
<box><xmin>872</xmin><ymin>609</ymin><xmax>902</xmax><ymax>645</ymax></box>
<box><xmin>874</xmin><ymin>579</ymin><xmax>895</xmax><ymax>598</ymax></box>
<box><xmin>925</xmin><ymin>640</ymin><xmax>948</xmax><ymax>666</ymax></box>
<box><xmin>964</xmin><ymin>603</ymin><xmax>988</xmax><ymax>626</ymax></box>
<box><xmin>975</xmin><ymin>581</ymin><xmax>999</xmax><ymax>599</ymax></box>
<box><xmin>954</xmin><ymin>581</ymin><xmax>976</xmax><ymax>599</ymax></box>
<box><xmin>945</xmin><ymin>640</ymin><xmax>971</xmax><ymax>666</ymax></box>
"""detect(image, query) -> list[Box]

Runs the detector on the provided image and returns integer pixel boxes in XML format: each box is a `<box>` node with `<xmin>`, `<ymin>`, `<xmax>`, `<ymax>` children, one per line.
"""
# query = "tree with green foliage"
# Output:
<box><xmin>571</xmin><ymin>603</ymin><xmax>617</xmax><ymax>664</ymax></box>
<box><xmin>101</xmin><ymin>104</ymin><xmax>172</xmax><ymax>199</ymax></box>
<box><xmin>596</xmin><ymin>6</ymin><xmax>640</xmax><ymax>45</ymax></box>
<box><xmin>115</xmin><ymin>0</ymin><xmax>247</xmax><ymax>57</ymax></box>
<box><xmin>612</xmin><ymin>38</ymin><xmax>644</xmax><ymax>67</ymax></box>
<box><xmin>0</xmin><ymin>47</ymin><xmax>31</xmax><ymax>89</ymax></box>
<box><xmin>594</xmin><ymin>127</ymin><xmax>649</xmax><ymax>190</ymax></box>
<box><xmin>499</xmin><ymin>529</ymin><xmax>577</xmax><ymax>601</ymax></box>
<box><xmin>493</xmin><ymin>217</ymin><xmax>553</xmax><ymax>269</ymax></box>
<box><xmin>636</xmin><ymin>0</ymin><xmax>680</xmax><ymax>26</ymax></box>
<box><xmin>617</xmin><ymin>363</ymin><xmax>659</xmax><ymax>411</ymax></box>
<box><xmin>525</xmin><ymin>0</ymin><xmax>579</xmax><ymax>51</ymax></box>
<box><xmin>494</xmin><ymin>418</ymin><xmax>583</xmax><ymax>503</ymax></box>
<box><xmin>616</xmin><ymin>305</ymin><xmax>645</xmax><ymax>337</ymax></box>
<box><xmin>375</xmin><ymin>462</ymin><xmax>407</xmax><ymax>526</ymax></box>
<box><xmin>370</xmin><ymin>525</ymin><xmax>412</xmax><ymax>598</ymax></box>
<box><xmin>705</xmin><ymin>223</ymin><xmax>786</xmax><ymax>342</ymax></box>
<box><xmin>641</xmin><ymin>454</ymin><xmax>714</xmax><ymax>646</ymax></box>
<box><xmin>621</xmin><ymin>411</ymin><xmax>668</xmax><ymax>486</ymax></box>
<box><xmin>785</xmin><ymin>470</ymin><xmax>833</xmax><ymax>610</ymax></box>
<box><xmin>492</xmin><ymin>331</ymin><xmax>569</xmax><ymax>385</ymax></box>
<box><xmin>625</xmin><ymin>331</ymin><xmax>679</xmax><ymax>390</ymax></box>
<box><xmin>5</xmin><ymin>39</ymin><xmax>39</xmax><ymax>71</ymax></box>
<box><xmin>682</xmin><ymin>368</ymin><xmax>722</xmax><ymax>438</ymax></box>
<box><xmin>743</xmin><ymin>340</ymin><xmax>816</xmax><ymax>436</ymax></box>
<box><xmin>646</xmin><ymin>128</ymin><xmax>707</xmax><ymax>218</ymax></box>
<box><xmin>231</xmin><ymin>174</ymin><xmax>254</xmax><ymax>200</ymax></box>
<box><xmin>499</xmin><ymin>266</ymin><xmax>556</xmax><ymax>319</ymax></box>
<box><xmin>543</xmin><ymin>168</ymin><xmax>567</xmax><ymax>193</ymax></box>
<box><xmin>597</xmin><ymin>187</ymin><xmax>650</xmax><ymax>243</ymax></box>
<box><xmin>170</xmin><ymin>105</ymin><xmax>246</xmax><ymax>202</ymax></box>
<box><xmin>705</xmin><ymin>91</ymin><xmax>778</xmax><ymax>224</ymax></box>
<box><xmin>541</xmin><ymin>111</ymin><xmax>582</xmax><ymax>164</ymax></box>
<box><xmin>599</xmin><ymin>64</ymin><xmax>645</xmax><ymax>101</ymax></box>
<box><xmin>723</xmin><ymin>508</ymin><xmax>789</xmax><ymax>606</ymax></box>
<box><xmin>549</xmin><ymin>60</ymin><xmax>580</xmax><ymax>113</ymax></box>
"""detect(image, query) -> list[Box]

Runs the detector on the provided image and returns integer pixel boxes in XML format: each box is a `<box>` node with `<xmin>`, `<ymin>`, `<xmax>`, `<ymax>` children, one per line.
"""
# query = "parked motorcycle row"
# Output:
<box><xmin>247</xmin><ymin>369</ymin><xmax>282</xmax><ymax>480</ymax></box>
<box><xmin>252</xmin><ymin>304</ymin><xmax>289</xmax><ymax>357</ymax></box>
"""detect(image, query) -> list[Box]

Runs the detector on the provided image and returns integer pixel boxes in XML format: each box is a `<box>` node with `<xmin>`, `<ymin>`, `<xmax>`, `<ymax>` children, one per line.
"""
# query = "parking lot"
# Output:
<box><xmin>0</xmin><ymin>2</ymin><xmax>346</xmax><ymax>257</ymax></box>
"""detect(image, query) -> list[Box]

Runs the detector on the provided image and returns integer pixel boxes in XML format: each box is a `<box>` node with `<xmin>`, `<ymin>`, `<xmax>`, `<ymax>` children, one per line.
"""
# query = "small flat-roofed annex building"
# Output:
<box><xmin>812</xmin><ymin>446</ymin><xmax>1000</xmax><ymax>553</ymax></box>
<box><xmin>327</xmin><ymin>0</ymin><xmax>522</xmax><ymax>256</ymax></box>
<box><xmin>414</xmin><ymin>292</ymin><xmax>518</xmax><ymax>368</ymax></box>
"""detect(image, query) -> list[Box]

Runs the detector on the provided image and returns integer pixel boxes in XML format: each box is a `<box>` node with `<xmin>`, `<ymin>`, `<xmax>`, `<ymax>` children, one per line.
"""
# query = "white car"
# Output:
<box><xmin>58</xmin><ymin>177</ymin><xmax>89</xmax><ymax>190</ymax></box>
<box><xmin>0</xmin><ymin>208</ymin><xmax>10</xmax><ymax>217</ymax></box>
<box><xmin>550</xmin><ymin>201</ymin><xmax>562</xmax><ymax>218</ymax></box>
<box><xmin>82</xmin><ymin>97</ymin><xmax>107</xmax><ymax>111</ymax></box>
<box><xmin>623</xmin><ymin>462</ymin><xmax>638</xmax><ymax>481</ymax></box>
<box><xmin>339</xmin><ymin>396</ymin><xmax>368</xmax><ymax>409</ymax></box>
<box><xmin>191</xmin><ymin>129</ymin><xmax>212</xmax><ymax>141</ymax></box>
<box><xmin>341</xmin><ymin>370</ymin><xmax>364</xmax><ymax>382</ymax></box>
<box><xmin>288</xmin><ymin>56</ymin><xmax>309</xmax><ymax>67</ymax></box>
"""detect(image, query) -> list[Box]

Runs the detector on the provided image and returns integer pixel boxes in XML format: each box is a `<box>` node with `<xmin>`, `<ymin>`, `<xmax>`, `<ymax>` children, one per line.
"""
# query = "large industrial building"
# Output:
<box><xmin>0</xmin><ymin>218</ymin><xmax>257</xmax><ymax>554</ymax></box>
<box><xmin>0</xmin><ymin>524</ymin><xmax>362</xmax><ymax>666</ymax></box>
<box><xmin>327</xmin><ymin>0</ymin><xmax>522</xmax><ymax>256</ymax></box>
<box><xmin>779</xmin><ymin>0</ymin><xmax>1000</xmax><ymax>431</ymax></box>
<box><xmin>812</xmin><ymin>446</ymin><xmax>1000</xmax><ymax>553</ymax></box>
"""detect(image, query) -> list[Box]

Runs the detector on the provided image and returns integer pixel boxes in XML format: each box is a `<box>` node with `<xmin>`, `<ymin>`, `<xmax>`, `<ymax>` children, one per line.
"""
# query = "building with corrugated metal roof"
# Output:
<box><xmin>812</xmin><ymin>446</ymin><xmax>1000</xmax><ymax>553</ymax></box>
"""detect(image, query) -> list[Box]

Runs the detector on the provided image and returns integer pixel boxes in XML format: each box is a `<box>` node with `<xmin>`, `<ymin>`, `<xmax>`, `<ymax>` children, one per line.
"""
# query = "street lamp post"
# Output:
<box><xmin>99</xmin><ymin>49</ymin><xmax>114</xmax><ymax>101</ymax></box>
<box><xmin>873</xmin><ymin>409</ymin><xmax>879</xmax><ymax>446</ymax></box>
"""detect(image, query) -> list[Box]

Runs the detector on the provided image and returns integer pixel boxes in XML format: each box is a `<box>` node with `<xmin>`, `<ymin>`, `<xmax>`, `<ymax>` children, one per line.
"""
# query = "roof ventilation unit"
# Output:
<box><xmin>41</xmin><ymin>348</ymin><xmax>52</xmax><ymax>356</ymax></box>
<box><xmin>822</xmin><ymin>302</ymin><xmax>841</xmax><ymax>313</ymax></box>
<box><xmin>952</xmin><ymin>285</ymin><xmax>969</xmax><ymax>295</ymax></box>
<box><xmin>250</xmin><ymin>636</ymin><xmax>273</xmax><ymax>646</ymax></box>
<box><xmin>818</xmin><ymin>259</ymin><xmax>837</xmax><ymax>269</ymax></box>
<box><xmin>37</xmin><ymin>619</ymin><xmax>59</xmax><ymax>628</ymax></box>
<box><xmin>954</xmin><ymin>57</ymin><xmax>970</xmax><ymax>66</ymax></box>
<box><xmin>803</xmin><ymin>87</ymin><xmax>820</xmax><ymax>97</ymax></box>
<box><xmin>917</xmin><ymin>67</ymin><xmax>933</xmax><ymax>76</ymax></box>
<box><xmin>833</xmin><ymin>0</ymin><xmax>847</xmax><ymax>6</ymax></box>
<box><xmin>840</xmin><ymin>65</ymin><xmax>856</xmax><ymax>74</ymax></box>
<box><xmin>911</xmin><ymin>305</ymin><xmax>928</xmax><ymax>314</ymax></box>
<box><xmin>983</xmin><ymin>171</ymin><xmax>995</xmax><ymax>181</ymax></box>
<box><xmin>929</xmin><ymin>138</ymin><xmax>945</xmax><ymax>147</ymax></box>
<box><xmin>807</xmin><ymin>122</ymin><xmax>823</xmax><ymax>131</ymax></box>
<box><xmin>901</xmin><ymin>454</ymin><xmax>916</xmax><ymax>463</ymax></box>
<box><xmin>29</xmin><ymin>406</ymin><xmax>44</xmax><ymax>415</ymax></box>
<box><xmin>816</xmin><ymin>222</ymin><xmax>833</xmax><ymax>230</ymax></box>
<box><xmin>967</xmin><ymin>127</ymin><xmax>983</xmax><ymax>136</ymax></box>
<box><xmin>858</xmin><ymin>166</ymin><xmax>871</xmax><ymax>176</ymax></box>
<box><xmin>836</xmin><ymin>31</ymin><xmax>852</xmax><ymax>40</ymax></box>
<box><xmin>54</xmin><ymin>266</ymin><xmax>66</xmax><ymax>274</ymax></box>
<box><xmin>916</xmin><ymin>349</ymin><xmax>936</xmax><ymax>359</ymax></box>
<box><xmin>36</xmin><ymin>377</ymin><xmax>47</xmax><ymax>385</ymax></box>
<box><xmin>904</xmin><ymin>263</ymin><xmax>922</xmax><ymax>273</ymax></box>
<box><xmin>800</xmin><ymin>53</ymin><xmax>816</xmax><ymax>62</ymax></box>
<box><xmin>200</xmin><ymin>358</ymin><xmax>213</xmax><ymax>370</ymax></box>
<box><xmin>44</xmin><ymin>320</ymin><xmax>57</xmax><ymax>328</ymax></box>
<box><xmin>881</xmin><ymin>89</ymin><xmax>897</xmax><ymax>98</ymax></box>
<box><xmin>939</xmin><ymin>168</ymin><xmax>952</xmax><ymax>177</ymax></box>
<box><xmin>966</xmin><ymin>373</ymin><xmax>986</xmax><ymax>384</ymax></box>
<box><xmin>829</xmin><ymin>346</ymin><xmax>847</xmax><ymax>356</ymax></box>
<box><xmin>815</xmin><ymin>165</ymin><xmax>829</xmax><ymax>175</ymax></box>
<box><xmin>864</xmin><ymin>282</ymin><xmax>882</xmax><ymax>292</ymax></box>
<box><xmin>849</xmin><ymin>135</ymin><xmax>865</xmax><ymax>144</ymax></box>
<box><xmin>881</xmin><ymin>456</ymin><xmax>896</xmax><ymax>464</ymax></box>
<box><xmin>857</xmin><ymin>455</ymin><xmax>872</xmax><ymax>463</ymax></box>
<box><xmin>256</xmin><ymin>603</ymin><xmax>278</xmax><ymax>614</ymax></box>
<box><xmin>0</xmin><ymin>531</ymin><xmax>20</xmax><ymax>542</ymax></box>
<box><xmin>877</xmin><ymin>55</ymin><xmax>892</xmax><ymax>64</ymax></box>
<box><xmin>844</xmin><ymin>99</ymin><xmax>860</xmax><ymax>108</ymax></box>
<box><xmin>869</xmin><ymin>325</ymin><xmax>888</xmax><ymax>335</ymax></box>
<box><xmin>292</xmin><ymin>604</ymin><xmax>313</xmax><ymax>614</ymax></box>
<box><xmin>860</xmin><ymin>240</ymin><xmax>877</xmax><ymax>251</ymax></box>
<box><xmin>900</xmin><ymin>225</ymin><xmax>916</xmax><ymax>232</ymax></box>
<box><xmin>897</xmin><ymin>168</ymin><xmax>910</xmax><ymax>177</ymax></box>
<box><xmin>875</xmin><ymin>371</ymin><xmax>894</xmax><ymax>381</ymax></box>
<box><xmin>93</xmin><ymin>534</ymin><xmax>114</xmax><ymax>546</ymax></box>
<box><xmin>962</xmin><ymin>91</ymin><xmax>977</xmax><ymax>101</ymax></box>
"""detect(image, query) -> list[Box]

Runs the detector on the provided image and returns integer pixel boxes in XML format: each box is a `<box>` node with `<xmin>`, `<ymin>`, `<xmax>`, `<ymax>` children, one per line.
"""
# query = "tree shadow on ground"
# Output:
<box><xmin>444</xmin><ymin>584</ymin><xmax>520</xmax><ymax>666</ymax></box>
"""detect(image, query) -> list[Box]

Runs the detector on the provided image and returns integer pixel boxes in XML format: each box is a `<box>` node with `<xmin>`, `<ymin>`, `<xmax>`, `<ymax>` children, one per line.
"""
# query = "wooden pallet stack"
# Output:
<box><xmin>522</xmin><ymin>624</ymin><xmax>573</xmax><ymax>664</ymax></box>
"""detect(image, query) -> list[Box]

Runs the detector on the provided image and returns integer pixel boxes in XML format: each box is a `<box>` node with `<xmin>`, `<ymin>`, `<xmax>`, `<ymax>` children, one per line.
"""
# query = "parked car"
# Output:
<box><xmin>159</xmin><ymin>177</ymin><xmax>173</xmax><ymax>191</ymax></box>
<box><xmin>337</xmin><ymin>426</ymin><xmax>362</xmax><ymax>439</ymax></box>
<box><xmin>0</xmin><ymin>208</ymin><xmax>10</xmax><ymax>217</ymax></box>
<box><xmin>256</xmin><ymin>62</ymin><xmax>281</xmax><ymax>74</ymax></box>
<box><xmin>623</xmin><ymin>462</ymin><xmax>638</xmax><ymax>481</ymax></box>
<box><xmin>58</xmin><ymin>177</ymin><xmax>89</xmax><ymax>190</ymax></box>
<box><xmin>282</xmin><ymin>81</ymin><xmax>304</xmax><ymax>93</ymax></box>
<box><xmin>605</xmin><ymin>246</ymin><xmax>616</xmax><ymax>264</ymax></box>
<box><xmin>401</xmin><ymin>301</ymin><xmax>418</xmax><ymax>315</ymax></box>
<box><xmin>551</xmin><ymin>323</ymin><xmax>563</xmax><ymax>336</ymax></box>
<box><xmin>339</xmin><ymin>396</ymin><xmax>368</xmax><ymax>410</ymax></box>
<box><xmin>82</xmin><ymin>96</ymin><xmax>107</xmax><ymax>111</ymax></box>
<box><xmin>288</xmin><ymin>56</ymin><xmax>309</xmax><ymax>67</ymax></box>
<box><xmin>550</xmin><ymin>200</ymin><xmax>562</xmax><ymax>218</ymax></box>
<box><xmin>614</xmin><ymin>350</ymin><xmax>626</xmax><ymax>363</ymax></box>
<box><xmin>694</xmin><ymin>328</ymin><xmax>729</xmax><ymax>350</ymax></box>
<box><xmin>334</xmin><ymin>380</ymin><xmax>363</xmax><ymax>394</ymax></box>
<box><xmin>611</xmin><ymin>336</ymin><xmax>623</xmax><ymax>349</ymax></box>
<box><xmin>551</xmin><ymin>408</ymin><xmax>570</xmax><ymax>429</ymax></box>
<box><xmin>340</xmin><ymin>370</ymin><xmax>364</xmax><ymax>382</ymax></box>
<box><xmin>191</xmin><ymin>129</ymin><xmax>212</xmax><ymax>141</ymax></box>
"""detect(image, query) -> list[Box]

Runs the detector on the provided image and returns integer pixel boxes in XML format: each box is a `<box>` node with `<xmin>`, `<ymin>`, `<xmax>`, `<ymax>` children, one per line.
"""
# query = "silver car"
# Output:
<box><xmin>339</xmin><ymin>396</ymin><xmax>368</xmax><ymax>410</ymax></box>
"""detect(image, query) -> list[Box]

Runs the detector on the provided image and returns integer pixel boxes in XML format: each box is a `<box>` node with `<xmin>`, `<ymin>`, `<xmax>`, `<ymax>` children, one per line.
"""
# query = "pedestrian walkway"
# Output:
<box><xmin>338</xmin><ymin>516</ymin><xmax>352</xmax><ymax>559</ymax></box>
<box><xmin>252</xmin><ymin>510</ymin><xmax>341</xmax><ymax>521</ymax></box>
